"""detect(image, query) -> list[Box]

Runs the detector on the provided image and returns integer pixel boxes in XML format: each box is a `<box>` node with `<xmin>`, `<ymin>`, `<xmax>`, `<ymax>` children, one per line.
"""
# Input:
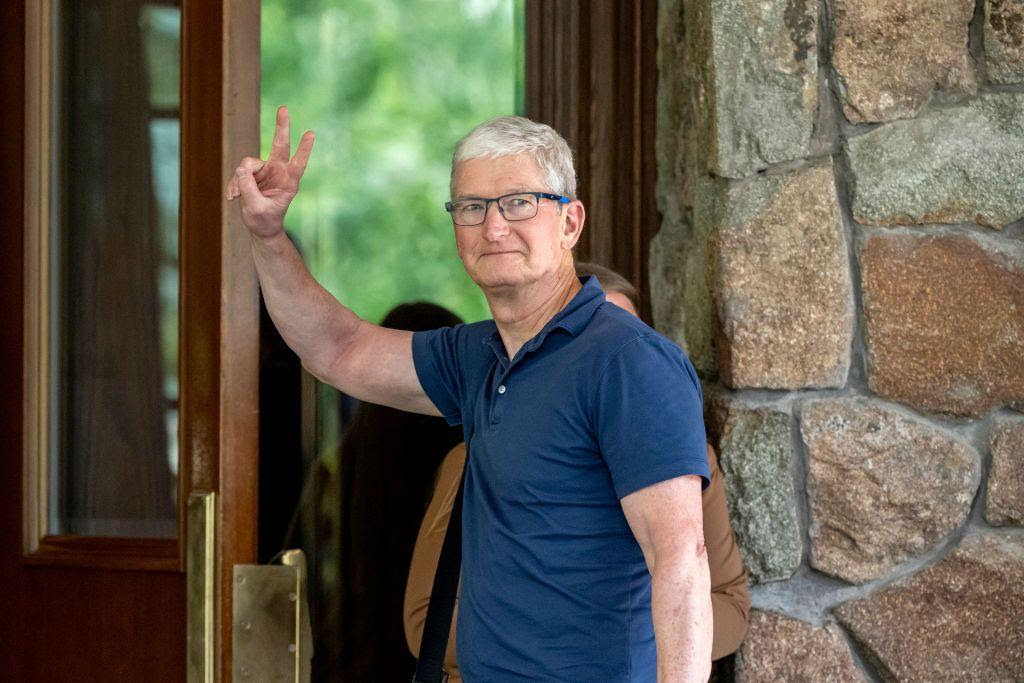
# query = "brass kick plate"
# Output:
<box><xmin>232</xmin><ymin>550</ymin><xmax>313</xmax><ymax>681</ymax></box>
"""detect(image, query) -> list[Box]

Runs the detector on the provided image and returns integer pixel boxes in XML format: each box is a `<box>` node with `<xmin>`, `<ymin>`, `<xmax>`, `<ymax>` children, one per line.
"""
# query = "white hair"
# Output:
<box><xmin>450</xmin><ymin>116</ymin><xmax>578</xmax><ymax>199</ymax></box>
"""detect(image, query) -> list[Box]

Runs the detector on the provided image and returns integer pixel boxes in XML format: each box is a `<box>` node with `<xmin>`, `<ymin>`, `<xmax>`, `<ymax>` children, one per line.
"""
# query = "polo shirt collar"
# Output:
<box><xmin>483</xmin><ymin>275</ymin><xmax>606</xmax><ymax>363</ymax></box>
<box><xmin>548</xmin><ymin>275</ymin><xmax>606</xmax><ymax>337</ymax></box>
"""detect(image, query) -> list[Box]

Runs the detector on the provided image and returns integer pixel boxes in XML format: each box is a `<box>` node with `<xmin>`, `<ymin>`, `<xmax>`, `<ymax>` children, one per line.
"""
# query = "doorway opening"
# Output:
<box><xmin>257</xmin><ymin>1</ymin><xmax>524</xmax><ymax>678</ymax></box>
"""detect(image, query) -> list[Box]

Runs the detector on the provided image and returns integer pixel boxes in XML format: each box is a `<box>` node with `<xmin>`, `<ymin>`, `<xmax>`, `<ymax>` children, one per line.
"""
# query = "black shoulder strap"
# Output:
<box><xmin>412</xmin><ymin>460</ymin><xmax>467</xmax><ymax>683</ymax></box>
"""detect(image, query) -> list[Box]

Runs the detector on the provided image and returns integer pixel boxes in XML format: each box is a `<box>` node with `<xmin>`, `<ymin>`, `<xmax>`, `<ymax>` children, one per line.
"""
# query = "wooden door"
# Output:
<box><xmin>0</xmin><ymin>0</ymin><xmax>260</xmax><ymax>679</ymax></box>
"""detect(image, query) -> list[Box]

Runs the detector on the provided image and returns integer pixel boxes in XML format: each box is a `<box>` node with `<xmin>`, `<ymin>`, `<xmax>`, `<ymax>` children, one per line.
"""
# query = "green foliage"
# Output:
<box><xmin>261</xmin><ymin>0</ymin><xmax>523</xmax><ymax>325</ymax></box>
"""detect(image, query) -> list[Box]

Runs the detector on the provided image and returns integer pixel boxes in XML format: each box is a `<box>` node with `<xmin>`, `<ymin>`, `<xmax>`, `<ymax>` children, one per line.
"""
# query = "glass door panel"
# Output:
<box><xmin>48</xmin><ymin>0</ymin><xmax>181</xmax><ymax>538</ymax></box>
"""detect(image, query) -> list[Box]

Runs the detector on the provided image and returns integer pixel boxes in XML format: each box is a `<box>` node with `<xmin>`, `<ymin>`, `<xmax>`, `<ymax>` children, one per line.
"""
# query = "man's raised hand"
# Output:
<box><xmin>227</xmin><ymin>105</ymin><xmax>314</xmax><ymax>240</ymax></box>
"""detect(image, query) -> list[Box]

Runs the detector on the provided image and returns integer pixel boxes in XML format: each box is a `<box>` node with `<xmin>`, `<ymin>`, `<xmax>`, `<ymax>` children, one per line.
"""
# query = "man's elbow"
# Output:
<box><xmin>309</xmin><ymin>319</ymin><xmax>370</xmax><ymax>390</ymax></box>
<box><xmin>651</xmin><ymin>538</ymin><xmax>711</xmax><ymax>596</ymax></box>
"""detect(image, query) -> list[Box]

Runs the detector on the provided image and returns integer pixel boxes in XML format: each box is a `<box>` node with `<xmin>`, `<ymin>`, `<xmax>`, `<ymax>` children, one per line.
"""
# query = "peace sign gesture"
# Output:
<box><xmin>227</xmin><ymin>106</ymin><xmax>315</xmax><ymax>240</ymax></box>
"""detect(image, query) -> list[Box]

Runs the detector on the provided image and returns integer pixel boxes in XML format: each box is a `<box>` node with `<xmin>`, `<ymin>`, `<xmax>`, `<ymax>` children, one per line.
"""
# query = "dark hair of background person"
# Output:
<box><xmin>575</xmin><ymin>260</ymin><xmax>639</xmax><ymax>310</ymax></box>
<box><xmin>320</xmin><ymin>302</ymin><xmax>464</xmax><ymax>682</ymax></box>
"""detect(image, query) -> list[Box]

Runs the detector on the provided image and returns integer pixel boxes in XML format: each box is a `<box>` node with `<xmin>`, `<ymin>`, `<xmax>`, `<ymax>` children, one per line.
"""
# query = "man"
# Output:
<box><xmin>402</xmin><ymin>263</ymin><xmax>750</xmax><ymax>681</ymax></box>
<box><xmin>228</xmin><ymin>109</ymin><xmax>712</xmax><ymax>681</ymax></box>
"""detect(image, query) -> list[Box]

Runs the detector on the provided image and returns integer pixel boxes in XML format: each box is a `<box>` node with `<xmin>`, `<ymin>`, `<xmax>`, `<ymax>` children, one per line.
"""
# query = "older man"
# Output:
<box><xmin>403</xmin><ymin>263</ymin><xmax>750</xmax><ymax>681</ymax></box>
<box><xmin>228</xmin><ymin>109</ymin><xmax>712</xmax><ymax>681</ymax></box>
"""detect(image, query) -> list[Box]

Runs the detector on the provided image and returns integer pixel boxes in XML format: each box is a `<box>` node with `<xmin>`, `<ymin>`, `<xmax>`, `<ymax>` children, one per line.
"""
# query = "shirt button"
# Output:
<box><xmin>497</xmin><ymin>385</ymin><xmax>507</xmax><ymax>395</ymax></box>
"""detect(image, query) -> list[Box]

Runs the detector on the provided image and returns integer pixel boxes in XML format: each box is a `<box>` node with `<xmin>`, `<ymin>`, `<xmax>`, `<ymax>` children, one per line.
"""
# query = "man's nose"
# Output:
<box><xmin>481</xmin><ymin>201</ymin><xmax>510</xmax><ymax>239</ymax></box>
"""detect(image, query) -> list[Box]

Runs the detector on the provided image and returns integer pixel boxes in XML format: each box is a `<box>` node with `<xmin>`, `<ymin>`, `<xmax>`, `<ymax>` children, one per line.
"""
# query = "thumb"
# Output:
<box><xmin>236</xmin><ymin>166</ymin><xmax>264</xmax><ymax>207</ymax></box>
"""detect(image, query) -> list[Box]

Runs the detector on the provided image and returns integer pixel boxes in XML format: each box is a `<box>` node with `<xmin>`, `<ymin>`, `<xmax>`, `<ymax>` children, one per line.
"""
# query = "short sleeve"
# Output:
<box><xmin>412</xmin><ymin>327</ymin><xmax>464</xmax><ymax>426</ymax></box>
<box><xmin>594</xmin><ymin>335</ymin><xmax>710</xmax><ymax>499</ymax></box>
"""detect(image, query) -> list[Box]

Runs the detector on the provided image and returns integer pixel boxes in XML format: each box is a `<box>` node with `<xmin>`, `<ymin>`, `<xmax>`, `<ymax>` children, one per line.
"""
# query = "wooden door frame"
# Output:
<box><xmin>181</xmin><ymin>0</ymin><xmax>261</xmax><ymax>677</ymax></box>
<box><xmin>525</xmin><ymin>0</ymin><xmax>659</xmax><ymax>322</ymax></box>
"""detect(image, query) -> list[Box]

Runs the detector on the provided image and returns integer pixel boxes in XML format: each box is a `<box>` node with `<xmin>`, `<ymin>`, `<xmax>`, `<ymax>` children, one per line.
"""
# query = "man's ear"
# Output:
<box><xmin>561</xmin><ymin>200</ymin><xmax>586</xmax><ymax>250</ymax></box>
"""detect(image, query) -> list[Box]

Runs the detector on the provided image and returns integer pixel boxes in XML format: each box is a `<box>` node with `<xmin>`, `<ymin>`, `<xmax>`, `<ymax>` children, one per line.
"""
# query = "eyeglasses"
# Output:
<box><xmin>444</xmin><ymin>191</ymin><xmax>570</xmax><ymax>226</ymax></box>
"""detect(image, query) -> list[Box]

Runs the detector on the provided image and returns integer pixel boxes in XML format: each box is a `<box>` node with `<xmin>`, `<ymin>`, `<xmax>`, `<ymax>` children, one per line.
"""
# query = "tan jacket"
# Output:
<box><xmin>403</xmin><ymin>442</ymin><xmax>750</xmax><ymax>677</ymax></box>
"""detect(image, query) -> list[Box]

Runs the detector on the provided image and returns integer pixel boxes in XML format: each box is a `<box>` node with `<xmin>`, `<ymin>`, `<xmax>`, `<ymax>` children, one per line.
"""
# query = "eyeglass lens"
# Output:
<box><xmin>451</xmin><ymin>193</ymin><xmax>538</xmax><ymax>225</ymax></box>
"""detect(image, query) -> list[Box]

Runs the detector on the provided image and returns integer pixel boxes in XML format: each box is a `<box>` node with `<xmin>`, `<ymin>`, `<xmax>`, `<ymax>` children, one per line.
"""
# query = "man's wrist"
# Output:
<box><xmin>248</xmin><ymin>227</ymin><xmax>290</xmax><ymax>253</ymax></box>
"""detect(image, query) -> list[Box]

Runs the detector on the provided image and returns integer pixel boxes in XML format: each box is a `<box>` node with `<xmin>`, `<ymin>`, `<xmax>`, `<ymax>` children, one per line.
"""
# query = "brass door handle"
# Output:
<box><xmin>187</xmin><ymin>492</ymin><xmax>217</xmax><ymax>683</ymax></box>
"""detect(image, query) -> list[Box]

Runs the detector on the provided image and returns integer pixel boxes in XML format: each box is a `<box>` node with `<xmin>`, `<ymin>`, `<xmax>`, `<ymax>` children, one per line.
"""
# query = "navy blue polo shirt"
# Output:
<box><xmin>412</xmin><ymin>276</ymin><xmax>709</xmax><ymax>681</ymax></box>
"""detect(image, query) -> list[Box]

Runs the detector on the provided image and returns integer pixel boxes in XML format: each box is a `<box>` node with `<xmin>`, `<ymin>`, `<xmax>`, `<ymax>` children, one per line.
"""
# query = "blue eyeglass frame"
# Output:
<box><xmin>444</xmin><ymin>191</ymin><xmax>570</xmax><ymax>225</ymax></box>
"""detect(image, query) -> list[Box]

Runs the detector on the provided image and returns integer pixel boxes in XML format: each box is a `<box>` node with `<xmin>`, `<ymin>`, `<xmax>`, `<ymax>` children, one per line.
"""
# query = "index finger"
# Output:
<box><xmin>270</xmin><ymin>106</ymin><xmax>291</xmax><ymax>162</ymax></box>
<box><xmin>290</xmin><ymin>131</ymin><xmax>315</xmax><ymax>174</ymax></box>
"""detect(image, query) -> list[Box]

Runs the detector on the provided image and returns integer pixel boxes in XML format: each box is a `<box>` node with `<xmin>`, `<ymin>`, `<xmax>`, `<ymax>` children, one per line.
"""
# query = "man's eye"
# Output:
<box><xmin>506</xmin><ymin>198</ymin><xmax>531</xmax><ymax>208</ymax></box>
<box><xmin>461</xmin><ymin>203</ymin><xmax>485</xmax><ymax>212</ymax></box>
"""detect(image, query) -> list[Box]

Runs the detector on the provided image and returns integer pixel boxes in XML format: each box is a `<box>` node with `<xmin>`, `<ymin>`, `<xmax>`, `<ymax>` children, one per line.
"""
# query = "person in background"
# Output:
<box><xmin>326</xmin><ymin>302</ymin><xmax>465</xmax><ymax>681</ymax></box>
<box><xmin>403</xmin><ymin>262</ymin><xmax>751</xmax><ymax>680</ymax></box>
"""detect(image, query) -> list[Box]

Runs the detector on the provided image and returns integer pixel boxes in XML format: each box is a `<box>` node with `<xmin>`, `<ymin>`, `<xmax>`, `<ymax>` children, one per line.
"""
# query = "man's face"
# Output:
<box><xmin>451</xmin><ymin>153</ymin><xmax>584</xmax><ymax>291</ymax></box>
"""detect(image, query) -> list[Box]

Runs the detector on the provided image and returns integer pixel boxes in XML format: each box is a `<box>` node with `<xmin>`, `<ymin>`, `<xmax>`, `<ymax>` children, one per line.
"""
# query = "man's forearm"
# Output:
<box><xmin>651</xmin><ymin>552</ymin><xmax>713</xmax><ymax>682</ymax></box>
<box><xmin>250</xmin><ymin>230</ymin><xmax>362</xmax><ymax>380</ymax></box>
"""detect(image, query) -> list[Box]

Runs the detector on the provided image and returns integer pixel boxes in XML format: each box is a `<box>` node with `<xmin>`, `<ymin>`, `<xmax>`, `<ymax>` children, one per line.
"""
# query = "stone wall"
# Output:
<box><xmin>653</xmin><ymin>0</ymin><xmax>1024</xmax><ymax>680</ymax></box>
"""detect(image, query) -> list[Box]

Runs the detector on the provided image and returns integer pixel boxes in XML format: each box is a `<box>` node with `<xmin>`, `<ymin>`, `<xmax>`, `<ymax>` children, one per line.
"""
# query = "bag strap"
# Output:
<box><xmin>412</xmin><ymin>459</ymin><xmax>467</xmax><ymax>683</ymax></box>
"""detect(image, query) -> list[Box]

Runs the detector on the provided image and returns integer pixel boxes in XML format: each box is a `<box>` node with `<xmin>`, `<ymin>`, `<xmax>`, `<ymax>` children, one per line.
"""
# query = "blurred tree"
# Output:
<box><xmin>261</xmin><ymin>0</ymin><xmax>524</xmax><ymax>325</ymax></box>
